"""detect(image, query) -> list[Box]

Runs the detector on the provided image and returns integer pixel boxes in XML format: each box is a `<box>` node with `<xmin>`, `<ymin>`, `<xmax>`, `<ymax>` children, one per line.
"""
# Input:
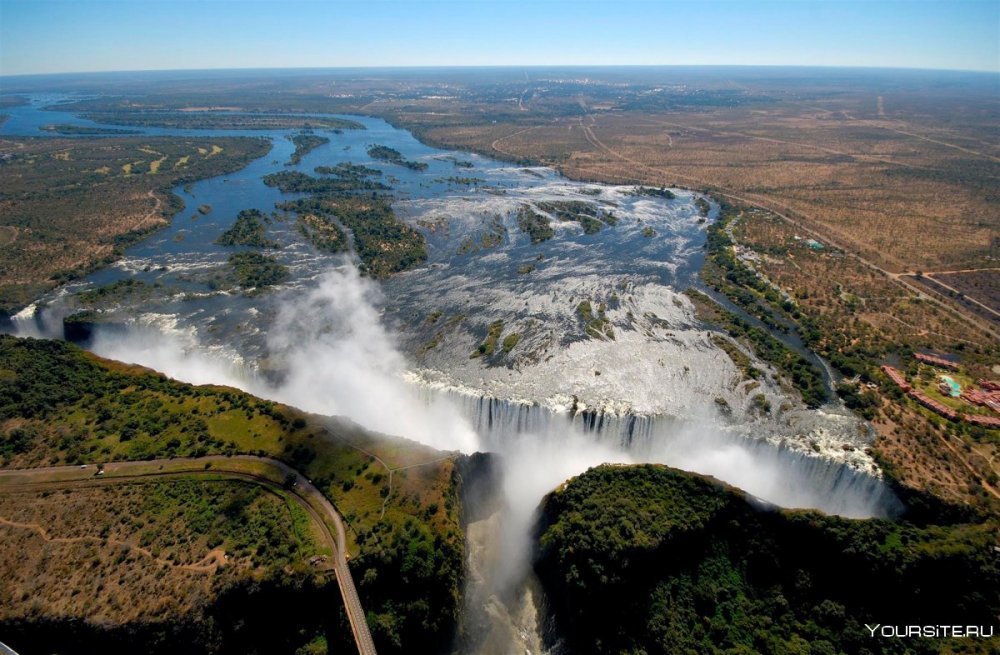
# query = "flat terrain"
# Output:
<box><xmin>0</xmin><ymin>136</ymin><xmax>271</xmax><ymax>314</ymax></box>
<box><xmin>329</xmin><ymin>68</ymin><xmax>999</xmax><ymax>513</ymax></box>
<box><xmin>15</xmin><ymin>69</ymin><xmax>992</xmax><ymax>312</ymax></box>
<box><xmin>0</xmin><ymin>455</ymin><xmax>376</xmax><ymax>655</ymax></box>
<box><xmin>690</xmin><ymin>199</ymin><xmax>1000</xmax><ymax>512</ymax></box>
<box><xmin>443</xmin><ymin>106</ymin><xmax>999</xmax><ymax>273</ymax></box>
<box><xmin>0</xmin><ymin>476</ymin><xmax>321</xmax><ymax>627</ymax></box>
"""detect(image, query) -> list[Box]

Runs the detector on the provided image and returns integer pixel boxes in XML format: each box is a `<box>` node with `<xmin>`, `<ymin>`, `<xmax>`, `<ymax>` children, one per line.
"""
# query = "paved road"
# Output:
<box><xmin>0</xmin><ymin>455</ymin><xmax>377</xmax><ymax>655</ymax></box>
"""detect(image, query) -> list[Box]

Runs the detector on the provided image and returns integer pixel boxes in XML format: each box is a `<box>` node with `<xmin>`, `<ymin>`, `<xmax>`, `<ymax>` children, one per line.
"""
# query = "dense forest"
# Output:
<box><xmin>277</xmin><ymin>196</ymin><xmax>426</xmax><ymax>278</ymax></box>
<box><xmin>535</xmin><ymin>464</ymin><xmax>1000</xmax><ymax>655</ymax></box>
<box><xmin>215</xmin><ymin>209</ymin><xmax>279</xmax><ymax>248</ymax></box>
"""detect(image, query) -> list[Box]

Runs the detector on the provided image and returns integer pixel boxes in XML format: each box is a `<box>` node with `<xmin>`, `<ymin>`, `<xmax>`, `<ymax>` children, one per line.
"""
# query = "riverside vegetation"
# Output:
<box><xmin>0</xmin><ymin>137</ymin><xmax>272</xmax><ymax>316</ymax></box>
<box><xmin>286</xmin><ymin>132</ymin><xmax>330</xmax><ymax>166</ymax></box>
<box><xmin>0</xmin><ymin>335</ymin><xmax>463</xmax><ymax>655</ymax></box>
<box><xmin>691</xmin><ymin>196</ymin><xmax>1000</xmax><ymax>514</ymax></box>
<box><xmin>366</xmin><ymin>144</ymin><xmax>428</xmax><ymax>171</ymax></box>
<box><xmin>3</xmin><ymin>70</ymin><xmax>997</xmax><ymax>653</ymax></box>
<box><xmin>276</xmin><ymin>193</ymin><xmax>426</xmax><ymax>278</ymax></box>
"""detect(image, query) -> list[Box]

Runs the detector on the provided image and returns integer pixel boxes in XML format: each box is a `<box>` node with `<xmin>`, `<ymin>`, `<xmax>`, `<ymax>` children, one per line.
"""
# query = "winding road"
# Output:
<box><xmin>0</xmin><ymin>455</ymin><xmax>377</xmax><ymax>655</ymax></box>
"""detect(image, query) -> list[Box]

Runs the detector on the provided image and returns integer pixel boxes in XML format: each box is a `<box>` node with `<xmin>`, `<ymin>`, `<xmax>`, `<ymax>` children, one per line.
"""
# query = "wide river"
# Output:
<box><xmin>3</xmin><ymin>94</ymin><xmax>897</xmax><ymax>505</ymax></box>
<box><xmin>3</xmin><ymin>93</ymin><xmax>906</xmax><ymax>653</ymax></box>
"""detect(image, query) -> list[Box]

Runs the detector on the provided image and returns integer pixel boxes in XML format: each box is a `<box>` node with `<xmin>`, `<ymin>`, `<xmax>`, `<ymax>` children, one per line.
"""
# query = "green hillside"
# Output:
<box><xmin>535</xmin><ymin>464</ymin><xmax>1000</xmax><ymax>655</ymax></box>
<box><xmin>0</xmin><ymin>335</ymin><xmax>463</xmax><ymax>654</ymax></box>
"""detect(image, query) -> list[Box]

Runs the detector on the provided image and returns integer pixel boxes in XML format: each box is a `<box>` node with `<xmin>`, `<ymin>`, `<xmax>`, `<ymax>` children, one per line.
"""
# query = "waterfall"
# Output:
<box><xmin>428</xmin><ymin>386</ymin><xmax>903</xmax><ymax>520</ymax></box>
<box><xmin>442</xmin><ymin>385</ymin><xmax>905</xmax><ymax>654</ymax></box>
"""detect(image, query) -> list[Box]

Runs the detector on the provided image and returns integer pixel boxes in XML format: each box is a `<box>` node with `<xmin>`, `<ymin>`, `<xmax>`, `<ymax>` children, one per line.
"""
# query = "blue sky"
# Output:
<box><xmin>1</xmin><ymin>0</ymin><xmax>997</xmax><ymax>76</ymax></box>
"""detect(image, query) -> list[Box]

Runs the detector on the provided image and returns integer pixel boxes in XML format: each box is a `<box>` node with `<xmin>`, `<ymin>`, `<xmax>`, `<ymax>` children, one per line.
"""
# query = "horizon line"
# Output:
<box><xmin>3</xmin><ymin>62</ymin><xmax>999</xmax><ymax>80</ymax></box>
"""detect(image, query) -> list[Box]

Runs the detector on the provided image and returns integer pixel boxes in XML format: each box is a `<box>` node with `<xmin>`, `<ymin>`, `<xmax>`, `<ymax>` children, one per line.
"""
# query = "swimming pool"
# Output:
<box><xmin>940</xmin><ymin>375</ymin><xmax>961</xmax><ymax>397</ymax></box>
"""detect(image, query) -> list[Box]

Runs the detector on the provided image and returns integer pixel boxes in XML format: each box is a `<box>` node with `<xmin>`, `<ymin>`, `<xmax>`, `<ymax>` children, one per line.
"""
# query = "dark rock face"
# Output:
<box><xmin>62</xmin><ymin>313</ymin><xmax>127</xmax><ymax>346</ymax></box>
<box><xmin>454</xmin><ymin>450</ymin><xmax>504</xmax><ymax>525</ymax></box>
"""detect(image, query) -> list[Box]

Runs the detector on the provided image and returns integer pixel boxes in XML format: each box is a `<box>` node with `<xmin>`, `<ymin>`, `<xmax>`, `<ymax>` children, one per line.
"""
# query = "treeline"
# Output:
<box><xmin>629</xmin><ymin>186</ymin><xmax>676</xmax><ymax>200</ymax></box>
<box><xmin>78</xmin><ymin>111</ymin><xmax>363</xmax><ymax>131</ymax></box>
<box><xmin>688</xmin><ymin>289</ymin><xmax>828</xmax><ymax>408</ymax></box>
<box><xmin>699</xmin><ymin>201</ymin><xmax>829</xmax><ymax>407</ymax></box>
<box><xmin>315</xmin><ymin>162</ymin><xmax>383</xmax><ymax>180</ymax></box>
<box><xmin>263</xmin><ymin>170</ymin><xmax>388</xmax><ymax>193</ymax></box>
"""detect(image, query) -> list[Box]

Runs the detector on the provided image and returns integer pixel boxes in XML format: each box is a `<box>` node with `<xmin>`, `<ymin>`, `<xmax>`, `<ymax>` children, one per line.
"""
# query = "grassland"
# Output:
<box><xmin>402</xmin><ymin>91</ymin><xmax>998</xmax><ymax>274</ymax></box>
<box><xmin>722</xmin><ymin>203</ymin><xmax>998</xmax><ymax>509</ymax></box>
<box><xmin>332</xmin><ymin>69</ymin><xmax>999</xmax><ymax>515</ymax></box>
<box><xmin>0</xmin><ymin>136</ymin><xmax>271</xmax><ymax>315</ymax></box>
<box><xmin>0</xmin><ymin>477</ymin><xmax>338</xmax><ymax>655</ymax></box>
<box><xmin>0</xmin><ymin>335</ymin><xmax>463</xmax><ymax>654</ymax></box>
<box><xmin>350</xmin><ymin>71</ymin><xmax>996</xmax><ymax>347</ymax></box>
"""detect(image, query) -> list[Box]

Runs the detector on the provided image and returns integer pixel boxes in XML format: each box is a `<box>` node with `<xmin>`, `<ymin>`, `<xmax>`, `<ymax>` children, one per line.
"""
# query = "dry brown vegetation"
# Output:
<box><xmin>923</xmin><ymin>269</ymin><xmax>1000</xmax><ymax>323</ymax></box>
<box><xmin>0</xmin><ymin>479</ymin><xmax>322</xmax><ymax>626</ymax></box>
<box><xmin>418</xmin><ymin>106</ymin><xmax>999</xmax><ymax>273</ymax></box>
<box><xmin>733</xmin><ymin>211</ymin><xmax>995</xmax><ymax>354</ymax></box>
<box><xmin>371</xmin><ymin>76</ymin><xmax>1000</xmax><ymax>511</ymax></box>
<box><xmin>727</xmin><ymin>211</ymin><xmax>999</xmax><ymax>509</ymax></box>
<box><xmin>0</xmin><ymin>136</ymin><xmax>270</xmax><ymax>314</ymax></box>
<box><xmin>0</xmin><ymin>335</ymin><xmax>464</xmax><ymax>653</ymax></box>
<box><xmin>873</xmin><ymin>397</ymin><xmax>1000</xmax><ymax>511</ymax></box>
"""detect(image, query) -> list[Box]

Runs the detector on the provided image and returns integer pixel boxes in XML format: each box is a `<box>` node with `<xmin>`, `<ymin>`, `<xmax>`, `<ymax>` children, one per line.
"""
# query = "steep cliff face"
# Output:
<box><xmin>429</xmin><ymin>387</ymin><xmax>901</xmax><ymax>519</ymax></box>
<box><xmin>534</xmin><ymin>464</ymin><xmax>1000</xmax><ymax>655</ymax></box>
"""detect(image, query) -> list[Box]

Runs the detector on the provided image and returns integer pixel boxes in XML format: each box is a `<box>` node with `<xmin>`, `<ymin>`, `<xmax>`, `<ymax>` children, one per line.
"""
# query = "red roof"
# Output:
<box><xmin>965</xmin><ymin>414</ymin><xmax>1000</xmax><ymax>428</ymax></box>
<box><xmin>914</xmin><ymin>353</ymin><xmax>959</xmax><ymax>369</ymax></box>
